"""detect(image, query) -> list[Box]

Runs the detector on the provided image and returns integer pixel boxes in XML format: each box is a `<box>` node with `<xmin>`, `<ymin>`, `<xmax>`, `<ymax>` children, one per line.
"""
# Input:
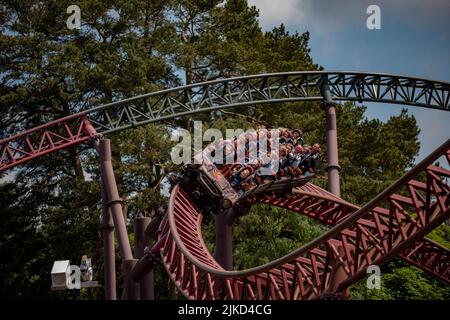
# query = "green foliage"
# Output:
<box><xmin>338</xmin><ymin>106</ymin><xmax>420</xmax><ymax>205</ymax></box>
<box><xmin>0</xmin><ymin>179</ymin><xmax>103</xmax><ymax>299</ymax></box>
<box><xmin>233</xmin><ymin>205</ymin><xmax>325</xmax><ymax>269</ymax></box>
<box><xmin>87</xmin><ymin>124</ymin><xmax>177</xmax><ymax>218</ymax></box>
<box><xmin>351</xmin><ymin>260</ymin><xmax>450</xmax><ymax>300</ymax></box>
<box><xmin>427</xmin><ymin>224</ymin><xmax>450</xmax><ymax>248</ymax></box>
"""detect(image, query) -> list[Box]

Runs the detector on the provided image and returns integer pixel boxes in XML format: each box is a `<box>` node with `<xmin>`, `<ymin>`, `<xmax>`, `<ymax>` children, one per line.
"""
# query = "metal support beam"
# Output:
<box><xmin>101</xmin><ymin>180</ymin><xmax>116</xmax><ymax>300</ymax></box>
<box><xmin>98</xmin><ymin>139</ymin><xmax>133</xmax><ymax>260</ymax></box>
<box><xmin>97</xmin><ymin>139</ymin><xmax>136</xmax><ymax>299</ymax></box>
<box><xmin>320</xmin><ymin>77</ymin><xmax>345</xmax><ymax>299</ymax></box>
<box><xmin>134</xmin><ymin>217</ymin><xmax>155</xmax><ymax>300</ymax></box>
<box><xmin>214</xmin><ymin>210</ymin><xmax>233</xmax><ymax>270</ymax></box>
<box><xmin>122</xmin><ymin>259</ymin><xmax>140</xmax><ymax>300</ymax></box>
<box><xmin>320</xmin><ymin>77</ymin><xmax>341</xmax><ymax>197</ymax></box>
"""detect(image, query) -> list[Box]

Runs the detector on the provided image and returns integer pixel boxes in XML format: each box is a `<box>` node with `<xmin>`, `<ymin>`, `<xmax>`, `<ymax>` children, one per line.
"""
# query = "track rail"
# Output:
<box><xmin>0</xmin><ymin>116</ymin><xmax>97</xmax><ymax>172</ymax></box>
<box><xmin>159</xmin><ymin>139</ymin><xmax>450</xmax><ymax>299</ymax></box>
<box><xmin>1</xmin><ymin>70</ymin><xmax>448</xmax><ymax>298</ymax></box>
<box><xmin>1</xmin><ymin>71</ymin><xmax>449</xmax><ymax>172</ymax></box>
<box><xmin>260</xmin><ymin>183</ymin><xmax>450</xmax><ymax>284</ymax></box>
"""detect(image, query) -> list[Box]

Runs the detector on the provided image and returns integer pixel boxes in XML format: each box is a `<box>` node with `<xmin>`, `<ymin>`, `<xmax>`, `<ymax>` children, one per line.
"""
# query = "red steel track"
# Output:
<box><xmin>157</xmin><ymin>139</ymin><xmax>450</xmax><ymax>299</ymax></box>
<box><xmin>0</xmin><ymin>115</ymin><xmax>97</xmax><ymax>172</ymax></box>
<box><xmin>261</xmin><ymin>184</ymin><xmax>450</xmax><ymax>284</ymax></box>
<box><xmin>0</xmin><ymin>70</ymin><xmax>448</xmax><ymax>299</ymax></box>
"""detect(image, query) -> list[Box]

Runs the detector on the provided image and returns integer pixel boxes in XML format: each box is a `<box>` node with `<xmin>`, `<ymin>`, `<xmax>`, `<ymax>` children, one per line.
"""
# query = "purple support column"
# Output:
<box><xmin>324</xmin><ymin>104</ymin><xmax>341</xmax><ymax>197</ymax></box>
<box><xmin>101</xmin><ymin>180</ymin><xmax>116</xmax><ymax>300</ymax></box>
<box><xmin>214</xmin><ymin>210</ymin><xmax>233</xmax><ymax>270</ymax></box>
<box><xmin>97</xmin><ymin>139</ymin><xmax>137</xmax><ymax>299</ymax></box>
<box><xmin>134</xmin><ymin>217</ymin><xmax>155</xmax><ymax>300</ymax></box>
<box><xmin>122</xmin><ymin>259</ymin><xmax>140</xmax><ymax>300</ymax></box>
<box><xmin>320</xmin><ymin>78</ymin><xmax>347</xmax><ymax>299</ymax></box>
<box><xmin>321</xmin><ymin>78</ymin><xmax>341</xmax><ymax>198</ymax></box>
<box><xmin>98</xmin><ymin>139</ymin><xmax>133</xmax><ymax>260</ymax></box>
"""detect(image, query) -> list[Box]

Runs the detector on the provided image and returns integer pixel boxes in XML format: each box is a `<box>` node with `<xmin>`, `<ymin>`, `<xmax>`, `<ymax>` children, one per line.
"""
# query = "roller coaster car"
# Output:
<box><xmin>179</xmin><ymin>161</ymin><xmax>240</xmax><ymax>213</ymax></box>
<box><xmin>179</xmin><ymin>160</ymin><xmax>314</xmax><ymax>215</ymax></box>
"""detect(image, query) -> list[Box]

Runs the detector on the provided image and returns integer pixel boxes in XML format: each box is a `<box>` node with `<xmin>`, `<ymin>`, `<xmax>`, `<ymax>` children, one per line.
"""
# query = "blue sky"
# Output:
<box><xmin>248</xmin><ymin>0</ymin><xmax>450</xmax><ymax>162</ymax></box>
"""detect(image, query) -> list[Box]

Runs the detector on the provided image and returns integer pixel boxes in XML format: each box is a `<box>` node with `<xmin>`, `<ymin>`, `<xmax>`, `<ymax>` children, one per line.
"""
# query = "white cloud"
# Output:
<box><xmin>248</xmin><ymin>0</ymin><xmax>308</xmax><ymax>31</ymax></box>
<box><xmin>249</xmin><ymin>0</ymin><xmax>367</xmax><ymax>35</ymax></box>
<box><xmin>249</xmin><ymin>0</ymin><xmax>450</xmax><ymax>35</ymax></box>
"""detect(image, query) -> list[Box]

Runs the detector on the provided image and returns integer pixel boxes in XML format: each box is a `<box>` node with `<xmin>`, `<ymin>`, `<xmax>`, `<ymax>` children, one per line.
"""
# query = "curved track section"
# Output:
<box><xmin>1</xmin><ymin>71</ymin><xmax>450</xmax><ymax>172</ymax></box>
<box><xmin>158</xmin><ymin>139</ymin><xmax>450</xmax><ymax>299</ymax></box>
<box><xmin>260</xmin><ymin>182</ymin><xmax>450</xmax><ymax>284</ymax></box>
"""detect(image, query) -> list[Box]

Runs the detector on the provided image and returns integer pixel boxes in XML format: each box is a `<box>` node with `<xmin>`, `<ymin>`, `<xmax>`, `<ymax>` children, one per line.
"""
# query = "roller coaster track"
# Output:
<box><xmin>1</xmin><ymin>71</ymin><xmax>449</xmax><ymax>172</ymax></box>
<box><xmin>0</xmin><ymin>71</ymin><xmax>448</xmax><ymax>299</ymax></box>
<box><xmin>158</xmin><ymin>139</ymin><xmax>450</xmax><ymax>299</ymax></box>
<box><xmin>261</xmin><ymin>184</ymin><xmax>450</xmax><ymax>285</ymax></box>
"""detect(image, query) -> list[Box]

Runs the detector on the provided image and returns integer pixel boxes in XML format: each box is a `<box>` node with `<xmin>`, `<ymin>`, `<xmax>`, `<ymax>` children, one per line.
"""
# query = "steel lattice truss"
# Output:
<box><xmin>159</xmin><ymin>139</ymin><xmax>450</xmax><ymax>299</ymax></box>
<box><xmin>259</xmin><ymin>184</ymin><xmax>450</xmax><ymax>284</ymax></box>
<box><xmin>1</xmin><ymin>71</ymin><xmax>450</xmax><ymax>172</ymax></box>
<box><xmin>0</xmin><ymin>116</ymin><xmax>97</xmax><ymax>172</ymax></box>
<box><xmin>86</xmin><ymin>72</ymin><xmax>450</xmax><ymax>135</ymax></box>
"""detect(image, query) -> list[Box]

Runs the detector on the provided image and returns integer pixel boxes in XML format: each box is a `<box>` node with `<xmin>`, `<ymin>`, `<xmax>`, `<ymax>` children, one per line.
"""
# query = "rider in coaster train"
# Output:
<box><xmin>290</xmin><ymin>129</ymin><xmax>304</xmax><ymax>146</ymax></box>
<box><xmin>258</xmin><ymin>151</ymin><xmax>279</xmax><ymax>181</ymax></box>
<box><xmin>204</xmin><ymin>144</ymin><xmax>216</xmax><ymax>162</ymax></box>
<box><xmin>212</xmin><ymin>138</ymin><xmax>225</xmax><ymax>167</ymax></box>
<box><xmin>283</xmin><ymin>144</ymin><xmax>296</xmax><ymax>176</ymax></box>
<box><xmin>278</xmin><ymin>145</ymin><xmax>289</xmax><ymax>177</ymax></box>
<box><xmin>230</xmin><ymin>159</ymin><xmax>262</xmax><ymax>193</ymax></box>
<box><xmin>246</xmin><ymin>139</ymin><xmax>259</xmax><ymax>162</ymax></box>
<box><xmin>286</xmin><ymin>144</ymin><xmax>306</xmax><ymax>177</ymax></box>
<box><xmin>279</xmin><ymin>128</ymin><xmax>292</xmax><ymax>145</ymax></box>
<box><xmin>298</xmin><ymin>143</ymin><xmax>321</xmax><ymax>176</ymax></box>
<box><xmin>184</xmin><ymin>127</ymin><xmax>319</xmax><ymax>198</ymax></box>
<box><xmin>222</xmin><ymin>139</ymin><xmax>235</xmax><ymax>164</ymax></box>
